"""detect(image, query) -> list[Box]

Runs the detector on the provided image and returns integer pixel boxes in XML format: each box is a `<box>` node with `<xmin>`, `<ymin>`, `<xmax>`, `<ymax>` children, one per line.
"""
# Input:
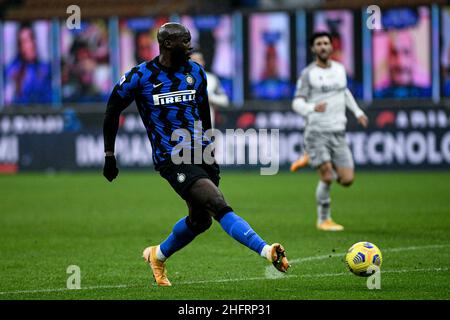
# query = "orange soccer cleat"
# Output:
<box><xmin>317</xmin><ymin>219</ymin><xmax>344</xmax><ymax>232</ymax></box>
<box><xmin>267</xmin><ymin>243</ymin><xmax>290</xmax><ymax>273</ymax></box>
<box><xmin>142</xmin><ymin>246</ymin><xmax>172</xmax><ymax>286</ymax></box>
<box><xmin>290</xmin><ymin>153</ymin><xmax>310</xmax><ymax>172</ymax></box>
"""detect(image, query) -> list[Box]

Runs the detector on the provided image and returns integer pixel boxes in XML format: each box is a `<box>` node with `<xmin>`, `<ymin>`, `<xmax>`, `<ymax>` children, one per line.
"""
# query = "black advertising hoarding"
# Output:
<box><xmin>0</xmin><ymin>107</ymin><xmax>449</xmax><ymax>173</ymax></box>
<box><xmin>216</xmin><ymin>107</ymin><xmax>450</xmax><ymax>170</ymax></box>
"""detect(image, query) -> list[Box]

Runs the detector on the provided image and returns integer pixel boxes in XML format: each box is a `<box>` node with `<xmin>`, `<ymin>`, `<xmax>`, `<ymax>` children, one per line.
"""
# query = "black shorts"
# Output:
<box><xmin>159</xmin><ymin>163</ymin><xmax>221</xmax><ymax>200</ymax></box>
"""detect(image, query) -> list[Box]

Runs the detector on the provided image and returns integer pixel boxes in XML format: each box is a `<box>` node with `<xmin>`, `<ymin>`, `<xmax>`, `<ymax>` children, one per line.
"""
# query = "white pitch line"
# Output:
<box><xmin>1</xmin><ymin>267</ymin><xmax>447</xmax><ymax>296</ymax></box>
<box><xmin>0</xmin><ymin>284</ymin><xmax>143</xmax><ymax>296</ymax></box>
<box><xmin>266</xmin><ymin>243</ymin><xmax>450</xmax><ymax>279</ymax></box>
<box><xmin>0</xmin><ymin>244</ymin><xmax>449</xmax><ymax>296</ymax></box>
<box><xmin>288</xmin><ymin>243</ymin><xmax>450</xmax><ymax>265</ymax></box>
<box><xmin>113</xmin><ymin>266</ymin><xmax>450</xmax><ymax>283</ymax></box>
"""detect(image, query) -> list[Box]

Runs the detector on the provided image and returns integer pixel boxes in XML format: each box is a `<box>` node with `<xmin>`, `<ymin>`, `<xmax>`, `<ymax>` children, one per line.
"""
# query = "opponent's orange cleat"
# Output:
<box><xmin>142</xmin><ymin>246</ymin><xmax>172</xmax><ymax>286</ymax></box>
<box><xmin>267</xmin><ymin>243</ymin><xmax>290</xmax><ymax>273</ymax></box>
<box><xmin>290</xmin><ymin>153</ymin><xmax>310</xmax><ymax>172</ymax></box>
<box><xmin>317</xmin><ymin>219</ymin><xmax>344</xmax><ymax>232</ymax></box>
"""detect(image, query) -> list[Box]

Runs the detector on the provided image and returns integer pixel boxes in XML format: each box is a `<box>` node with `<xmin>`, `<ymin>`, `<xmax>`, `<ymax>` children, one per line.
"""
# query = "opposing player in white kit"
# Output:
<box><xmin>190</xmin><ymin>50</ymin><xmax>230</xmax><ymax>128</ymax></box>
<box><xmin>292</xmin><ymin>32</ymin><xmax>368</xmax><ymax>231</ymax></box>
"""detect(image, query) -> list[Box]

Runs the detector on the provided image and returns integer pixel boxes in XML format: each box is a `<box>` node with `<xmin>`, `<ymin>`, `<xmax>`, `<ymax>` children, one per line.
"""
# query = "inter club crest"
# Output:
<box><xmin>177</xmin><ymin>173</ymin><xmax>186</xmax><ymax>183</ymax></box>
<box><xmin>185</xmin><ymin>74</ymin><xmax>195</xmax><ymax>86</ymax></box>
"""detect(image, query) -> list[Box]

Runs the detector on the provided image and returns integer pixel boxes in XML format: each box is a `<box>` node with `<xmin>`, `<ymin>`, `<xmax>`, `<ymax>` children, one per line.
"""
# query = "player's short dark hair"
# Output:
<box><xmin>157</xmin><ymin>22</ymin><xmax>188</xmax><ymax>45</ymax></box>
<box><xmin>309</xmin><ymin>32</ymin><xmax>332</xmax><ymax>46</ymax></box>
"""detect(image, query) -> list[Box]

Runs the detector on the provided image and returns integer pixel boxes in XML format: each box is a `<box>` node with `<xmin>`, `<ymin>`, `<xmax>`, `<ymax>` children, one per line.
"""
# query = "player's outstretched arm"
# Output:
<box><xmin>103</xmin><ymin>88</ymin><xmax>133</xmax><ymax>182</ymax></box>
<box><xmin>344</xmin><ymin>88</ymin><xmax>368</xmax><ymax>128</ymax></box>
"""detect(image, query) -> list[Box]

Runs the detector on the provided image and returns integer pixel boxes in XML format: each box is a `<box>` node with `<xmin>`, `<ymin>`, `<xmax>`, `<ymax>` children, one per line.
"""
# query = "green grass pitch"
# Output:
<box><xmin>0</xmin><ymin>171</ymin><xmax>449</xmax><ymax>300</ymax></box>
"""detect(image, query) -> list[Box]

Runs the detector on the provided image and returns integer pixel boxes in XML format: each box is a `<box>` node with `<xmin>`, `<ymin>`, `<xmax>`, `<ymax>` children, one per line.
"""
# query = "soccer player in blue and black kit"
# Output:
<box><xmin>103</xmin><ymin>23</ymin><xmax>289</xmax><ymax>286</ymax></box>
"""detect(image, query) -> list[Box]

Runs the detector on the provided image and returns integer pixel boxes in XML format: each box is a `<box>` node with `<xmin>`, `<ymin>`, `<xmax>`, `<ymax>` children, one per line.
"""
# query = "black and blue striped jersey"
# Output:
<box><xmin>105</xmin><ymin>56</ymin><xmax>212</xmax><ymax>170</ymax></box>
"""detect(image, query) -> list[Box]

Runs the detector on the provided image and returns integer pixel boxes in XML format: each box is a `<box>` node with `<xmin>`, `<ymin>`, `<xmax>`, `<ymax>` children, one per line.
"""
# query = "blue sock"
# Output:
<box><xmin>159</xmin><ymin>217</ymin><xmax>196</xmax><ymax>258</ymax></box>
<box><xmin>219</xmin><ymin>211</ymin><xmax>267</xmax><ymax>255</ymax></box>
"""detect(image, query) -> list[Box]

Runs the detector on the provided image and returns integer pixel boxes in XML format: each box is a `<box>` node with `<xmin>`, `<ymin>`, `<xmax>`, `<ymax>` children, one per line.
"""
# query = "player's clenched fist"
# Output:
<box><xmin>314</xmin><ymin>101</ymin><xmax>327</xmax><ymax>113</ymax></box>
<box><xmin>103</xmin><ymin>155</ymin><xmax>119</xmax><ymax>182</ymax></box>
<box><xmin>357</xmin><ymin>115</ymin><xmax>369</xmax><ymax>128</ymax></box>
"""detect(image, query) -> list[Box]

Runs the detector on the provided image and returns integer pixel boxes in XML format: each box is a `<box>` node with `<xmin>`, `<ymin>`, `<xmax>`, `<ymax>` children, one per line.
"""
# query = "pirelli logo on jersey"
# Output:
<box><xmin>153</xmin><ymin>90</ymin><xmax>196</xmax><ymax>106</ymax></box>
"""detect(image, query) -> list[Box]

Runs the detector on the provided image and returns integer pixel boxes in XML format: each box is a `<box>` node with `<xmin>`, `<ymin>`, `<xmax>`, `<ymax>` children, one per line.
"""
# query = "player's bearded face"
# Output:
<box><xmin>313</xmin><ymin>37</ymin><xmax>333</xmax><ymax>62</ymax></box>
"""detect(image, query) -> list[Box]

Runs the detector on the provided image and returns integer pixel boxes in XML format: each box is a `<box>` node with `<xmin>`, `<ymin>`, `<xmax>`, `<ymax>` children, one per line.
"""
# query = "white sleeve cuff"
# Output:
<box><xmin>292</xmin><ymin>97</ymin><xmax>315</xmax><ymax>116</ymax></box>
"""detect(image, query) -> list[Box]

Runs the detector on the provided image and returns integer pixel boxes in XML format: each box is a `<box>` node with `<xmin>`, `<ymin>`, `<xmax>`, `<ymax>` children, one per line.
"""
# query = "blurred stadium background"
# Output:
<box><xmin>0</xmin><ymin>0</ymin><xmax>449</xmax><ymax>172</ymax></box>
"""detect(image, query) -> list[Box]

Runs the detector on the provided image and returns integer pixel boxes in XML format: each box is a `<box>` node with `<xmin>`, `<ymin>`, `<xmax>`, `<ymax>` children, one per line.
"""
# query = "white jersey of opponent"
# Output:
<box><xmin>205</xmin><ymin>71</ymin><xmax>229</xmax><ymax>128</ymax></box>
<box><xmin>293</xmin><ymin>60</ymin><xmax>364</xmax><ymax>133</ymax></box>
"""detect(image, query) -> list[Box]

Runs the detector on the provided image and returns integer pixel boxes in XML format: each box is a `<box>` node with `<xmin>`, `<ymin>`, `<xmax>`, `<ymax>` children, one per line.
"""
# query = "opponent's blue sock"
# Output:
<box><xmin>159</xmin><ymin>217</ymin><xmax>196</xmax><ymax>258</ymax></box>
<box><xmin>218</xmin><ymin>211</ymin><xmax>267</xmax><ymax>255</ymax></box>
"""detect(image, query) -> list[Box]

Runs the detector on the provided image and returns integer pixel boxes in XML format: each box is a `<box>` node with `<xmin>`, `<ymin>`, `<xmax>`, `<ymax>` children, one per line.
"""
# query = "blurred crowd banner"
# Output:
<box><xmin>1</xmin><ymin>5</ymin><xmax>450</xmax><ymax>108</ymax></box>
<box><xmin>1</xmin><ymin>106</ymin><xmax>450</xmax><ymax>173</ymax></box>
